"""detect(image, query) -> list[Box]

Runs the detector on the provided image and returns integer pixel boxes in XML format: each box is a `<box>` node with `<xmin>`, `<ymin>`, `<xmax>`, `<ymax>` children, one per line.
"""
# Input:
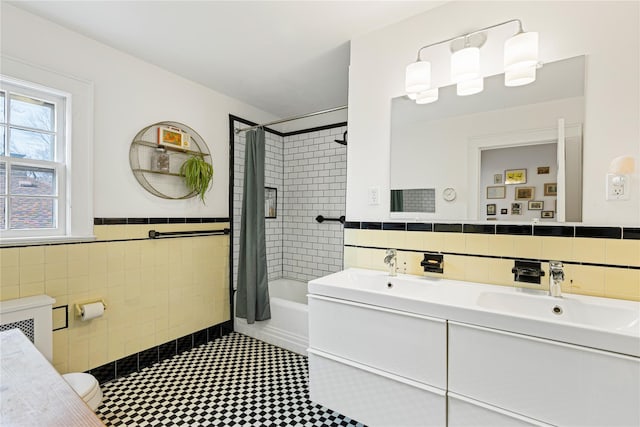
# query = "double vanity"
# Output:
<box><xmin>308</xmin><ymin>268</ymin><xmax>640</xmax><ymax>426</ymax></box>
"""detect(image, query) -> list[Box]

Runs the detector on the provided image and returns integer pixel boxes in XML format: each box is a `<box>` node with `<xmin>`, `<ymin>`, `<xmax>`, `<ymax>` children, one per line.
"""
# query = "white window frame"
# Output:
<box><xmin>0</xmin><ymin>56</ymin><xmax>94</xmax><ymax>246</ymax></box>
<box><xmin>0</xmin><ymin>79</ymin><xmax>69</xmax><ymax>238</ymax></box>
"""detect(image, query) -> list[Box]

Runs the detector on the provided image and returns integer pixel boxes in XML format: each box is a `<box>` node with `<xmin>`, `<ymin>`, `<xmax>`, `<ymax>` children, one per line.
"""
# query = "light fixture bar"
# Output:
<box><xmin>414</xmin><ymin>19</ymin><xmax>524</xmax><ymax>61</ymax></box>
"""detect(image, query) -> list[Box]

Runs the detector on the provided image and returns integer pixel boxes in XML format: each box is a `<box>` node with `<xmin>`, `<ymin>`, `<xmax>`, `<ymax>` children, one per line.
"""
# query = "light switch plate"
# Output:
<box><xmin>368</xmin><ymin>187</ymin><xmax>380</xmax><ymax>205</ymax></box>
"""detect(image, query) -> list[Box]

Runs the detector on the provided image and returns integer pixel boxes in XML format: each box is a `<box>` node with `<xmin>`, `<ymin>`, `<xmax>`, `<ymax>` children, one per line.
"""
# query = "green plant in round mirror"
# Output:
<box><xmin>180</xmin><ymin>155</ymin><xmax>213</xmax><ymax>204</ymax></box>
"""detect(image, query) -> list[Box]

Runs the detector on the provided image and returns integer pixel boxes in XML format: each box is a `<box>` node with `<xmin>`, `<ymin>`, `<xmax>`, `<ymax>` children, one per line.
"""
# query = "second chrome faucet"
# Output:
<box><xmin>384</xmin><ymin>249</ymin><xmax>398</xmax><ymax>276</ymax></box>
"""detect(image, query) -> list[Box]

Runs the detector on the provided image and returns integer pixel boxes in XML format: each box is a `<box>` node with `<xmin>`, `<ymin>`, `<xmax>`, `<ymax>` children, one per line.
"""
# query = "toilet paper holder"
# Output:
<box><xmin>74</xmin><ymin>299</ymin><xmax>107</xmax><ymax>317</ymax></box>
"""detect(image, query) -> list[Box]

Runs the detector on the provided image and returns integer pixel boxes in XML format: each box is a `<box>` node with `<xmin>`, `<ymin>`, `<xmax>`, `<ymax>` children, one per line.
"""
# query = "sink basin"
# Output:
<box><xmin>476</xmin><ymin>291</ymin><xmax>640</xmax><ymax>335</ymax></box>
<box><xmin>309</xmin><ymin>268</ymin><xmax>640</xmax><ymax>356</ymax></box>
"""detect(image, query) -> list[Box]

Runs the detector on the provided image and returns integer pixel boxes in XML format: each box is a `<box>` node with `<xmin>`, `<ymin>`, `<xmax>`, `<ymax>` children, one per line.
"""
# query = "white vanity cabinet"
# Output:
<box><xmin>448</xmin><ymin>321</ymin><xmax>640</xmax><ymax>427</ymax></box>
<box><xmin>308</xmin><ymin>294</ymin><xmax>447</xmax><ymax>426</ymax></box>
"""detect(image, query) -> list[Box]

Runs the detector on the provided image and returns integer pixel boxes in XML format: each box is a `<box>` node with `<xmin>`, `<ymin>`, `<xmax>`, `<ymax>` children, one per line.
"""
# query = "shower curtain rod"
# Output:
<box><xmin>234</xmin><ymin>105</ymin><xmax>348</xmax><ymax>134</ymax></box>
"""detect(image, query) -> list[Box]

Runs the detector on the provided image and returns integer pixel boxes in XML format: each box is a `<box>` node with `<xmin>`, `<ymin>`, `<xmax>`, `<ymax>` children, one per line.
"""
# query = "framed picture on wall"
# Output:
<box><xmin>500</xmin><ymin>208</ymin><xmax>508</xmax><ymax>214</ymax></box>
<box><xmin>487</xmin><ymin>204</ymin><xmax>497</xmax><ymax>215</ymax></box>
<box><xmin>528</xmin><ymin>201</ymin><xmax>544</xmax><ymax>210</ymax></box>
<box><xmin>493</xmin><ymin>174</ymin><xmax>503</xmax><ymax>184</ymax></box>
<box><xmin>265</xmin><ymin>187</ymin><xmax>277</xmax><ymax>218</ymax></box>
<box><xmin>544</xmin><ymin>182</ymin><xmax>558</xmax><ymax>196</ymax></box>
<box><xmin>486</xmin><ymin>185</ymin><xmax>506</xmax><ymax>199</ymax></box>
<box><xmin>515</xmin><ymin>186</ymin><xmax>535</xmax><ymax>200</ymax></box>
<box><xmin>542</xmin><ymin>210</ymin><xmax>555</xmax><ymax>219</ymax></box>
<box><xmin>537</xmin><ymin>166</ymin><xmax>550</xmax><ymax>174</ymax></box>
<box><xmin>511</xmin><ymin>202</ymin><xmax>522</xmax><ymax>215</ymax></box>
<box><xmin>505</xmin><ymin>168</ymin><xmax>527</xmax><ymax>185</ymax></box>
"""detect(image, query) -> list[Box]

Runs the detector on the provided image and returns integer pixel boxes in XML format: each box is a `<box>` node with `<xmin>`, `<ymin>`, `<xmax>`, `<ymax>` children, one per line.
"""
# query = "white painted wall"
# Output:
<box><xmin>1</xmin><ymin>4</ymin><xmax>279</xmax><ymax>218</ymax></box>
<box><xmin>347</xmin><ymin>1</ymin><xmax>640</xmax><ymax>225</ymax></box>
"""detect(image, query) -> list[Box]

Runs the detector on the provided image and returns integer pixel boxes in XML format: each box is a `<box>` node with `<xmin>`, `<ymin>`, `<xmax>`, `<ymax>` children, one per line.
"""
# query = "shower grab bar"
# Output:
<box><xmin>315</xmin><ymin>215</ymin><xmax>345</xmax><ymax>224</ymax></box>
<box><xmin>148</xmin><ymin>228</ymin><xmax>230</xmax><ymax>239</ymax></box>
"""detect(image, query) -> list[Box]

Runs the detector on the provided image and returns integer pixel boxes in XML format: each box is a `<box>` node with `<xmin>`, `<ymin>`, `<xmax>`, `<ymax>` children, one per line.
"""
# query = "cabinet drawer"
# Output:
<box><xmin>309</xmin><ymin>349</ymin><xmax>446</xmax><ymax>427</ymax></box>
<box><xmin>309</xmin><ymin>295</ymin><xmax>446</xmax><ymax>388</ymax></box>
<box><xmin>448</xmin><ymin>392</ymin><xmax>552</xmax><ymax>427</ymax></box>
<box><xmin>449</xmin><ymin>322</ymin><xmax>640</xmax><ymax>427</ymax></box>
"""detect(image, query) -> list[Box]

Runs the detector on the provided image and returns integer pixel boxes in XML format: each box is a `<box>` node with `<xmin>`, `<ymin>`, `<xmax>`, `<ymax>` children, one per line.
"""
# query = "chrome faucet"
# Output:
<box><xmin>549</xmin><ymin>261</ymin><xmax>565</xmax><ymax>297</ymax></box>
<box><xmin>384</xmin><ymin>249</ymin><xmax>398</xmax><ymax>277</ymax></box>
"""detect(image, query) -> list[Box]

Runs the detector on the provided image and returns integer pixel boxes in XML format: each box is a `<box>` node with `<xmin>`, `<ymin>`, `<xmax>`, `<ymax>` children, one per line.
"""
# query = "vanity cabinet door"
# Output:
<box><xmin>308</xmin><ymin>295</ymin><xmax>447</xmax><ymax>388</ymax></box>
<box><xmin>309</xmin><ymin>349</ymin><xmax>446</xmax><ymax>427</ymax></box>
<box><xmin>448</xmin><ymin>393</ymin><xmax>552</xmax><ymax>427</ymax></box>
<box><xmin>448</xmin><ymin>322</ymin><xmax>640</xmax><ymax>427</ymax></box>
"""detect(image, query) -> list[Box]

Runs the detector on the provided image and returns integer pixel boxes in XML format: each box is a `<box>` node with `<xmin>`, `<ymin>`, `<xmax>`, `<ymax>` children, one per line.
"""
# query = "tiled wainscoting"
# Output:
<box><xmin>344</xmin><ymin>222</ymin><xmax>640</xmax><ymax>301</ymax></box>
<box><xmin>0</xmin><ymin>218</ymin><xmax>231</xmax><ymax>375</ymax></box>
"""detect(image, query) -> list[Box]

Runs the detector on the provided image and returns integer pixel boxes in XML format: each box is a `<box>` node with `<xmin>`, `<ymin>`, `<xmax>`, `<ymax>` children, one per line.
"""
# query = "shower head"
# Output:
<box><xmin>334</xmin><ymin>131</ymin><xmax>347</xmax><ymax>146</ymax></box>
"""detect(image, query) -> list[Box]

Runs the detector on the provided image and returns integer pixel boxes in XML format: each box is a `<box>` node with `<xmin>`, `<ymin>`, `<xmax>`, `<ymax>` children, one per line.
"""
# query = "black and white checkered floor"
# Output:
<box><xmin>96</xmin><ymin>332</ymin><xmax>365</xmax><ymax>426</ymax></box>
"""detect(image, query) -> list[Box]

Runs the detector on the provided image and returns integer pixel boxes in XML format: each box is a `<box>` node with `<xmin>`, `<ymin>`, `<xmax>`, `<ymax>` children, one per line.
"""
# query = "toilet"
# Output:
<box><xmin>0</xmin><ymin>295</ymin><xmax>104</xmax><ymax>412</ymax></box>
<box><xmin>62</xmin><ymin>372</ymin><xmax>104</xmax><ymax>411</ymax></box>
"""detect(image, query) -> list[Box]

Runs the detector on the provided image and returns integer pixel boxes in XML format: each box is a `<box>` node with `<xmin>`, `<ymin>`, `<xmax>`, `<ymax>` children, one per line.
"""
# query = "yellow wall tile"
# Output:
<box><xmin>423</xmin><ymin>232</ymin><xmax>443</xmax><ymax>252</ymax></box>
<box><xmin>604</xmin><ymin>268</ymin><xmax>640</xmax><ymax>300</ymax></box>
<box><xmin>19</xmin><ymin>246</ymin><xmax>45</xmax><ymax>265</ymax></box>
<box><xmin>443</xmin><ymin>255</ymin><xmax>466</xmax><ymax>281</ymax></box>
<box><xmin>541</xmin><ymin>236</ymin><xmax>573</xmax><ymax>262</ymax></box>
<box><xmin>572</xmin><ymin>238</ymin><xmax>606</xmax><ymax>264</ymax></box>
<box><xmin>512</xmin><ymin>236</ymin><xmax>542</xmax><ymax>260</ymax></box>
<box><xmin>0</xmin><ymin>286</ymin><xmax>20</xmax><ymax>300</ymax></box>
<box><xmin>20</xmin><ymin>263</ymin><xmax>44</xmax><ymax>284</ymax></box>
<box><xmin>68</xmin><ymin>260</ymin><xmax>89</xmax><ymax>278</ymax></box>
<box><xmin>386</xmin><ymin>230</ymin><xmax>406</xmax><ymax>249</ymax></box>
<box><xmin>20</xmin><ymin>281</ymin><xmax>45</xmax><ymax>297</ymax></box>
<box><xmin>45</xmin><ymin>245</ymin><xmax>68</xmax><ymax>264</ymax></box>
<box><xmin>569</xmin><ymin>264</ymin><xmax>605</xmax><ymax>297</ymax></box>
<box><xmin>359</xmin><ymin>230</ymin><xmax>387</xmax><ymax>248</ymax></box>
<box><xmin>343</xmin><ymin>246</ymin><xmax>357</xmax><ymax>268</ymax></box>
<box><xmin>45</xmin><ymin>262</ymin><xmax>67</xmax><ymax>281</ymax></box>
<box><xmin>487</xmin><ymin>258</ymin><xmax>515</xmax><ymax>287</ymax></box>
<box><xmin>465</xmin><ymin>234</ymin><xmax>489</xmax><ymax>255</ymax></box>
<box><xmin>404</xmin><ymin>231</ymin><xmax>425</xmax><ymax>251</ymax></box>
<box><xmin>441</xmin><ymin>232</ymin><xmax>465</xmax><ymax>253</ymax></box>
<box><xmin>0</xmin><ymin>248</ymin><xmax>20</xmax><ymax>267</ymax></box>
<box><xmin>1</xmin><ymin>265</ymin><xmax>19</xmax><ymax>287</ymax></box>
<box><xmin>45</xmin><ymin>278</ymin><xmax>68</xmax><ymax>298</ymax></box>
<box><xmin>67</xmin><ymin>244</ymin><xmax>89</xmax><ymax>263</ymax></box>
<box><xmin>605</xmin><ymin>239</ymin><xmax>640</xmax><ymax>267</ymax></box>
<box><xmin>464</xmin><ymin>256</ymin><xmax>489</xmax><ymax>283</ymax></box>
<box><xmin>487</xmin><ymin>235</ymin><xmax>513</xmax><ymax>257</ymax></box>
<box><xmin>52</xmin><ymin>306</ymin><xmax>68</xmax><ymax>330</ymax></box>
<box><xmin>343</xmin><ymin>229</ymin><xmax>357</xmax><ymax>246</ymax></box>
<box><xmin>52</xmin><ymin>329</ymin><xmax>68</xmax><ymax>367</ymax></box>
<box><xmin>93</xmin><ymin>225</ymin><xmax>109</xmax><ymax>241</ymax></box>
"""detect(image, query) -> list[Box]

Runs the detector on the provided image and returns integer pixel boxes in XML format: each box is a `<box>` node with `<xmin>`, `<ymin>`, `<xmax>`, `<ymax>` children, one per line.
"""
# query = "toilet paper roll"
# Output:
<box><xmin>81</xmin><ymin>302</ymin><xmax>104</xmax><ymax>321</ymax></box>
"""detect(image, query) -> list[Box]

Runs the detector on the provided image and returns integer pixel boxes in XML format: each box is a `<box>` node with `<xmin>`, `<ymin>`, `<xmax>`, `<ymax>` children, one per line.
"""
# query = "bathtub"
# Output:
<box><xmin>234</xmin><ymin>278</ymin><xmax>308</xmax><ymax>355</ymax></box>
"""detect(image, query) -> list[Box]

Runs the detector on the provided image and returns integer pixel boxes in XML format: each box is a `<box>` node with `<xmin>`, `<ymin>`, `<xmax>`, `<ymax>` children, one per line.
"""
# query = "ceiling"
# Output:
<box><xmin>9</xmin><ymin>1</ymin><xmax>445</xmax><ymax>118</ymax></box>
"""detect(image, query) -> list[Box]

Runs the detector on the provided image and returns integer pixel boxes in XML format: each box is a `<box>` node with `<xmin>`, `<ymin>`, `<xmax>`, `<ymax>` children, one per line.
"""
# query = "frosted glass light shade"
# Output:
<box><xmin>405</xmin><ymin>61</ymin><xmax>431</xmax><ymax>93</ymax></box>
<box><xmin>407</xmin><ymin>92</ymin><xmax>418</xmax><ymax>100</ymax></box>
<box><xmin>609</xmin><ymin>155</ymin><xmax>636</xmax><ymax>174</ymax></box>
<box><xmin>505</xmin><ymin>66</ymin><xmax>536</xmax><ymax>86</ymax></box>
<box><xmin>504</xmin><ymin>31</ymin><xmax>539</xmax><ymax>72</ymax></box>
<box><xmin>415</xmin><ymin>88</ymin><xmax>439</xmax><ymax>104</ymax></box>
<box><xmin>451</xmin><ymin>47</ymin><xmax>480</xmax><ymax>83</ymax></box>
<box><xmin>457</xmin><ymin>78</ymin><xmax>483</xmax><ymax>96</ymax></box>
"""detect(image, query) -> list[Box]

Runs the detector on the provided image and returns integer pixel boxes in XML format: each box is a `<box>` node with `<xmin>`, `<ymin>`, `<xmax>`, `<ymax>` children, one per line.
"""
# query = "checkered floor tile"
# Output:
<box><xmin>96</xmin><ymin>332</ymin><xmax>365</xmax><ymax>426</ymax></box>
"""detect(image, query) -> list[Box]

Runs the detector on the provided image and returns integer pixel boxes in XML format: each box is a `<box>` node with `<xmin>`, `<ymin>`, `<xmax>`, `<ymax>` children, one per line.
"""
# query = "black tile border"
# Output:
<box><xmin>51</xmin><ymin>305</ymin><xmax>68</xmax><ymax>331</ymax></box>
<box><xmin>407</xmin><ymin>223</ymin><xmax>433</xmax><ymax>232</ymax></box>
<box><xmin>342</xmin><ymin>220</ymin><xmax>637</xmax><ymax>240</ymax></box>
<box><xmin>434</xmin><ymin>223</ymin><xmax>463</xmax><ymax>233</ymax></box>
<box><xmin>623</xmin><ymin>228</ymin><xmax>640</xmax><ymax>240</ymax></box>
<box><xmin>88</xmin><ymin>320</ymin><xmax>233</xmax><ymax>385</ymax></box>
<box><xmin>95</xmin><ymin>217</ymin><xmax>230</xmax><ymax>225</ymax></box>
<box><xmin>382</xmin><ymin>222</ymin><xmax>406</xmax><ymax>231</ymax></box>
<box><xmin>463</xmin><ymin>224</ymin><xmax>496</xmax><ymax>234</ymax></box>
<box><xmin>575</xmin><ymin>226</ymin><xmax>622</xmax><ymax>239</ymax></box>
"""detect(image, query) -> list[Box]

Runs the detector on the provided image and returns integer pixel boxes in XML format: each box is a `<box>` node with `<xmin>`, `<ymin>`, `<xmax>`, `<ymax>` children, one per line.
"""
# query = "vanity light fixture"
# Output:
<box><xmin>405</xmin><ymin>19</ymin><xmax>539</xmax><ymax>104</ymax></box>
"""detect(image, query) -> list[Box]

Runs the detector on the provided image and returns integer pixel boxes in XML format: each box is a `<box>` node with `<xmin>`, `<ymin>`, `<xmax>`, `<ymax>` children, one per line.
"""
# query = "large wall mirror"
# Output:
<box><xmin>390</xmin><ymin>55</ymin><xmax>585</xmax><ymax>222</ymax></box>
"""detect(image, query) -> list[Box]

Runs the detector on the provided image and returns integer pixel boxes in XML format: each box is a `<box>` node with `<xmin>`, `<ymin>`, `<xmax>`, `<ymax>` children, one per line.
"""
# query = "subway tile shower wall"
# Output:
<box><xmin>282</xmin><ymin>127</ymin><xmax>347</xmax><ymax>282</ymax></box>
<box><xmin>232</xmin><ymin>125</ymin><xmax>346</xmax><ymax>286</ymax></box>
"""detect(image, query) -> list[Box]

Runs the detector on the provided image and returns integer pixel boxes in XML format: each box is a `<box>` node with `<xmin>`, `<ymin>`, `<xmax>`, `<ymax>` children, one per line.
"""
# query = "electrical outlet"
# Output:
<box><xmin>606</xmin><ymin>174</ymin><xmax>630</xmax><ymax>200</ymax></box>
<box><xmin>368</xmin><ymin>187</ymin><xmax>380</xmax><ymax>205</ymax></box>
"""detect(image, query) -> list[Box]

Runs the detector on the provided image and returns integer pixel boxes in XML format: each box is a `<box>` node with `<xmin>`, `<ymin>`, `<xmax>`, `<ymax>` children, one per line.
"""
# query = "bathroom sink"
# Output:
<box><xmin>476</xmin><ymin>291</ymin><xmax>640</xmax><ymax>334</ymax></box>
<box><xmin>309</xmin><ymin>268</ymin><xmax>640</xmax><ymax>356</ymax></box>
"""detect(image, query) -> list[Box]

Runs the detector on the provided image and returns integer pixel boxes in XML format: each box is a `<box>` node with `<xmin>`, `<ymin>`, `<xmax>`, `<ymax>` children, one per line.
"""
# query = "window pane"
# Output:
<box><xmin>0</xmin><ymin>126</ymin><xmax>4</xmax><ymax>156</ymax></box>
<box><xmin>10</xmin><ymin>94</ymin><xmax>54</xmax><ymax>131</ymax></box>
<box><xmin>10</xmin><ymin>165</ymin><xmax>55</xmax><ymax>196</ymax></box>
<box><xmin>0</xmin><ymin>92</ymin><xmax>5</xmax><ymax>123</ymax></box>
<box><xmin>10</xmin><ymin>197</ymin><xmax>55</xmax><ymax>229</ymax></box>
<box><xmin>9</xmin><ymin>128</ymin><xmax>54</xmax><ymax>160</ymax></box>
<box><xmin>0</xmin><ymin>198</ymin><xmax>5</xmax><ymax>230</ymax></box>
<box><xmin>0</xmin><ymin>163</ymin><xmax>5</xmax><ymax>194</ymax></box>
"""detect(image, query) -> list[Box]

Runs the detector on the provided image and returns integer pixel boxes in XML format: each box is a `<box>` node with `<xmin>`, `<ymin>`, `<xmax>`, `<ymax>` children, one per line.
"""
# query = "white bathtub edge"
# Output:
<box><xmin>235</xmin><ymin>317</ymin><xmax>308</xmax><ymax>356</ymax></box>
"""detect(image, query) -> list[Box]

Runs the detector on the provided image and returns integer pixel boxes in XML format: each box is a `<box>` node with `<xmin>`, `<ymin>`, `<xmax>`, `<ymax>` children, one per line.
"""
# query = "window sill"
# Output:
<box><xmin>0</xmin><ymin>235</ymin><xmax>96</xmax><ymax>248</ymax></box>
